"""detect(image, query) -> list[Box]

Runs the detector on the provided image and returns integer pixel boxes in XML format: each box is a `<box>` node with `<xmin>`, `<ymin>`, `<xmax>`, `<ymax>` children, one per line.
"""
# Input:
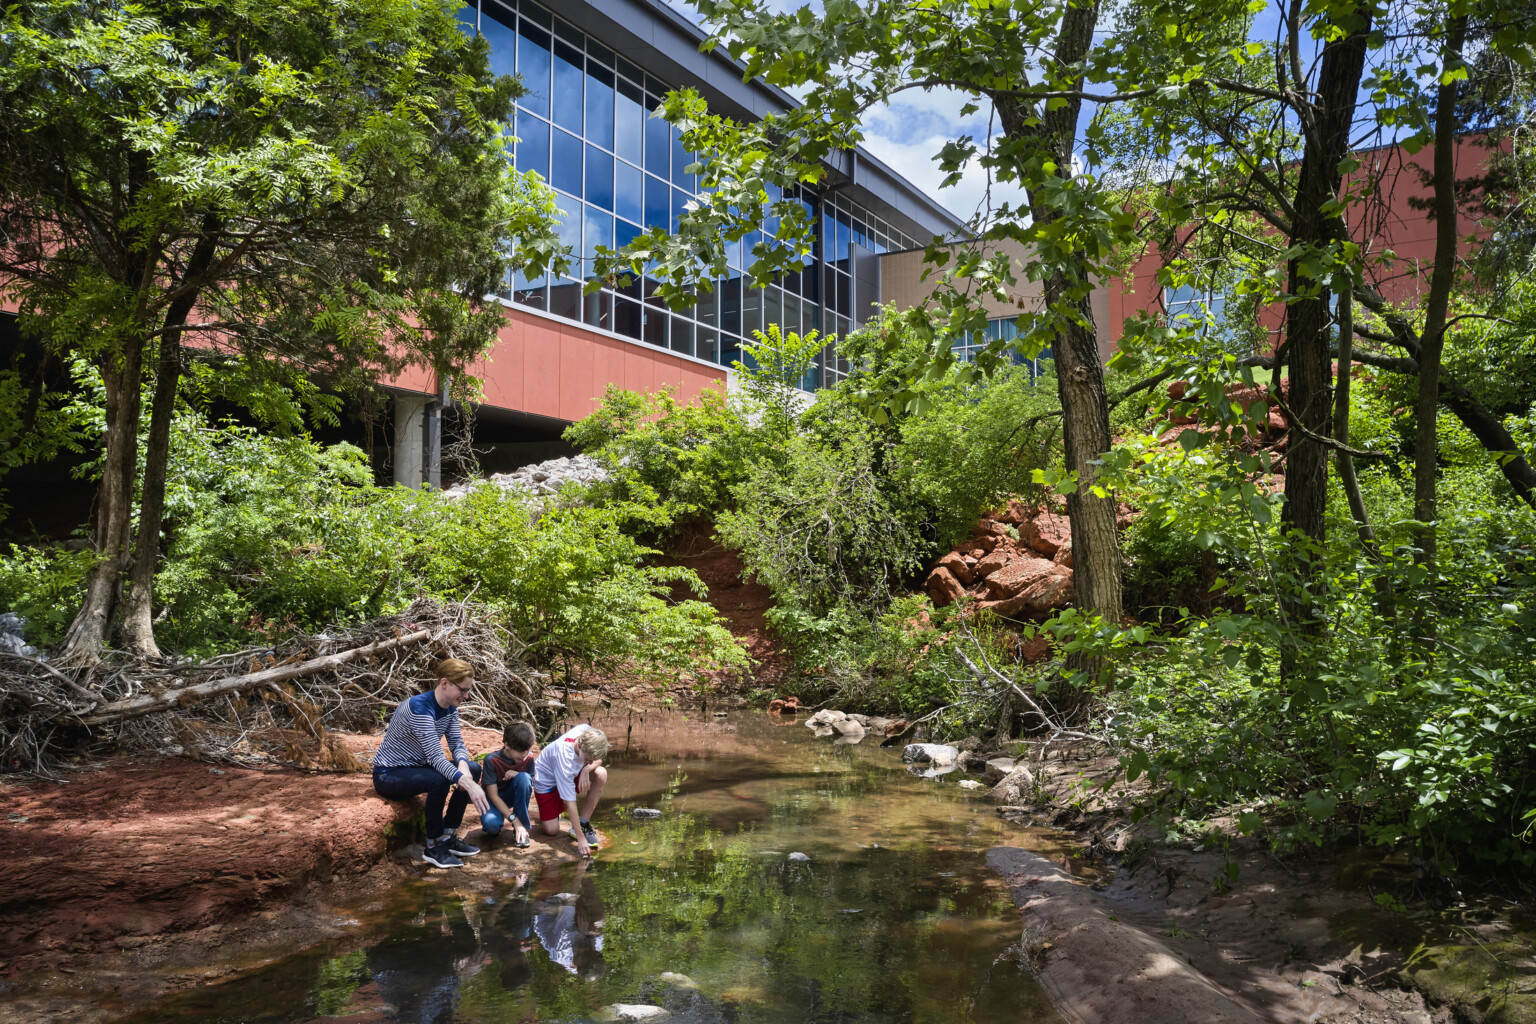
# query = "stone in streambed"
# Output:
<box><xmin>983</xmin><ymin>757</ymin><xmax>1017</xmax><ymax>783</ymax></box>
<box><xmin>988</xmin><ymin>766</ymin><xmax>1038</xmax><ymax>805</ymax></box>
<box><xmin>958</xmin><ymin>779</ymin><xmax>983</xmax><ymax>790</ymax></box>
<box><xmin>631</xmin><ymin>808</ymin><xmax>662</xmax><ymax>819</ymax></box>
<box><xmin>832</xmin><ymin>719</ymin><xmax>866</xmax><ymax>742</ymax></box>
<box><xmin>805</xmin><ymin>709</ymin><xmax>847</xmax><ymax>727</ymax></box>
<box><xmin>902</xmin><ymin>743</ymin><xmax>960</xmax><ymax>766</ymax></box>
<box><xmin>788</xmin><ymin>852</ymin><xmax>811</xmax><ymax>862</ymax></box>
<box><xmin>659</xmin><ymin>972</ymin><xmax>698</xmax><ymax>990</ymax></box>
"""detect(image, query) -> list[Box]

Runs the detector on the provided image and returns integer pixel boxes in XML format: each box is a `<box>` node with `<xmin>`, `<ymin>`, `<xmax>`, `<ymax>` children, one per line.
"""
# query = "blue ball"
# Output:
<box><xmin>481</xmin><ymin>808</ymin><xmax>504</xmax><ymax>834</ymax></box>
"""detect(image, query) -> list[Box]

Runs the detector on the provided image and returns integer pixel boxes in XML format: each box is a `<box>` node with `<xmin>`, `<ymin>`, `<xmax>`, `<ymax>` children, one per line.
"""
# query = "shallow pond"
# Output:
<box><xmin>121</xmin><ymin>709</ymin><xmax>1081</xmax><ymax>1024</ymax></box>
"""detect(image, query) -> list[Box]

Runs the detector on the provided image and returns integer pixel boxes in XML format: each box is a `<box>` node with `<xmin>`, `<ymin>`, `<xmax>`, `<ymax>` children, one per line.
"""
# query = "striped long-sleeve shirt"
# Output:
<box><xmin>372</xmin><ymin>692</ymin><xmax>470</xmax><ymax>781</ymax></box>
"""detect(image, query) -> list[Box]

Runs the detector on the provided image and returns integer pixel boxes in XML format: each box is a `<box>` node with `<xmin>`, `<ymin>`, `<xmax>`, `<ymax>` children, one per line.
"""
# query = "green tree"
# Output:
<box><xmin>0</xmin><ymin>0</ymin><xmax>565</xmax><ymax>663</ymax></box>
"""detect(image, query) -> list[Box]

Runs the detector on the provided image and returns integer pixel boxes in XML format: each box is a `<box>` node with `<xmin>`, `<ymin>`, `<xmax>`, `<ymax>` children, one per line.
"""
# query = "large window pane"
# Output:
<box><xmin>481</xmin><ymin>2</ymin><xmax>516</xmax><ymax>77</ymax></box>
<box><xmin>614</xmin><ymin>296</ymin><xmax>642</xmax><ymax>340</ymax></box>
<box><xmin>670</xmin><ymin>125</ymin><xmax>691</xmax><ymax>190</ymax></box>
<box><xmin>742</xmin><ymin>285</ymin><xmax>762</xmax><ymax>339</ymax></box>
<box><xmin>583</xmin><ymin>207</ymin><xmax>613</xmax><ymax>277</ymax></box>
<box><xmin>551</xmin><ymin>129</ymin><xmax>582</xmax><ymax>196</ymax></box>
<box><xmin>585</xmin><ymin>64</ymin><xmax>614</xmax><ymax>151</ymax></box>
<box><xmin>552</xmin><ymin>40</ymin><xmax>583</xmax><ymax>133</ymax></box>
<box><xmin>583</xmin><ymin>289</ymin><xmax>613</xmax><ymax>331</ymax></box>
<box><xmin>643</xmin><ymin>308</ymin><xmax>667</xmax><ymax>348</ymax></box>
<box><xmin>783</xmin><ymin>294</ymin><xmax>801</xmax><ymax>338</ymax></box>
<box><xmin>553</xmin><ymin>197</ymin><xmax>581</xmax><ymax>277</ymax></box>
<box><xmin>549</xmin><ymin>280</ymin><xmax>581</xmax><ymax>319</ymax></box>
<box><xmin>671</xmin><ymin>188</ymin><xmax>688</xmax><ymax>234</ymax></box>
<box><xmin>615</xmin><ymin>80</ymin><xmax>644</xmax><ymax>165</ymax></box>
<box><xmin>721</xmin><ymin>277</ymin><xmax>741</xmax><ymax>336</ymax></box>
<box><xmin>521</xmin><ymin>2</ymin><xmax>550</xmax><ymax>29</ymax></box>
<box><xmin>614</xmin><ymin>160</ymin><xmax>642</xmax><ymax>225</ymax></box>
<box><xmin>670</xmin><ymin>318</ymin><xmax>694</xmax><ymax>357</ymax></box>
<box><xmin>696</xmin><ymin>326</ymin><xmax>718</xmax><ymax>364</ymax></box>
<box><xmin>584</xmin><ymin>145</ymin><xmax>613</xmax><ymax>210</ymax></box>
<box><xmin>644</xmin><ymin>174</ymin><xmax>669</xmax><ymax>232</ymax></box>
<box><xmin>456</xmin><ymin>1</ymin><xmax>477</xmax><ymax>36</ymax></box>
<box><xmin>615</xmin><ymin>216</ymin><xmax>642</xmax><ymax>253</ymax></box>
<box><xmin>516</xmin><ymin>22</ymin><xmax>551</xmax><ymax>119</ymax></box>
<box><xmin>515</xmin><ymin>113</ymin><xmax>549</xmax><ymax>180</ymax></box>
<box><xmin>644</xmin><ymin>104</ymin><xmax>669</xmax><ymax>178</ymax></box>
<box><xmin>765</xmin><ymin>287</ymin><xmax>782</xmax><ymax>336</ymax></box>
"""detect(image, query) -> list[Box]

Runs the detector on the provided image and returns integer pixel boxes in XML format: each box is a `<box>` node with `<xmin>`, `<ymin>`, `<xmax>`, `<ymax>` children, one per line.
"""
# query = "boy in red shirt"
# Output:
<box><xmin>482</xmin><ymin>721</ymin><xmax>537</xmax><ymax>847</ymax></box>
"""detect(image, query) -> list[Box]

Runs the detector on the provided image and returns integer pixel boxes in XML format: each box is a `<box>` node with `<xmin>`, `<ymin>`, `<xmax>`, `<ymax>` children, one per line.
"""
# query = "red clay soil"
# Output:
<box><xmin>0</xmin><ymin>725</ymin><xmax>570</xmax><ymax>977</ymax></box>
<box><xmin>652</xmin><ymin>523</ymin><xmax>791</xmax><ymax>687</ymax></box>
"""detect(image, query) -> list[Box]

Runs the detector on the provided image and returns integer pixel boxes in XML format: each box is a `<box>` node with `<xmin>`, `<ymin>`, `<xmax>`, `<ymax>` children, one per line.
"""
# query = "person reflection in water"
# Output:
<box><xmin>533</xmin><ymin>862</ymin><xmax>607</xmax><ymax>979</ymax></box>
<box><xmin>481</xmin><ymin>872</ymin><xmax>536</xmax><ymax>992</ymax></box>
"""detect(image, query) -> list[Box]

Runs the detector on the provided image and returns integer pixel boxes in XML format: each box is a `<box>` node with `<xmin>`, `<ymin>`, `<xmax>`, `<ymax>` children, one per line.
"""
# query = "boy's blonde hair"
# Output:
<box><xmin>433</xmin><ymin>658</ymin><xmax>474</xmax><ymax>683</ymax></box>
<box><xmin>577</xmin><ymin>728</ymin><xmax>609</xmax><ymax>761</ymax></box>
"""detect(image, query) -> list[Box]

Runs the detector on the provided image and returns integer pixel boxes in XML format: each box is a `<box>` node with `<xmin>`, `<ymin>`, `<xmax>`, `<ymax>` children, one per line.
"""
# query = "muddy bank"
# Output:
<box><xmin>0</xmin><ymin>725</ymin><xmax>588</xmax><ymax>1021</ymax></box>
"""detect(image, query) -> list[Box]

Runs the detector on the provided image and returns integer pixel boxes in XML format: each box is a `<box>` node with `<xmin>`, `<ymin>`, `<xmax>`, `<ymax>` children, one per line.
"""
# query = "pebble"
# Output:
<box><xmin>631</xmin><ymin>808</ymin><xmax>662</xmax><ymax>819</ymax></box>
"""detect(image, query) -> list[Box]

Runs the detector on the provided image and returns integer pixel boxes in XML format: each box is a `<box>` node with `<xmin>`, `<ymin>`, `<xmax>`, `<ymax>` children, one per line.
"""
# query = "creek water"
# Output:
<box><xmin>121</xmin><ymin>709</ymin><xmax>1082</xmax><ymax>1024</ymax></box>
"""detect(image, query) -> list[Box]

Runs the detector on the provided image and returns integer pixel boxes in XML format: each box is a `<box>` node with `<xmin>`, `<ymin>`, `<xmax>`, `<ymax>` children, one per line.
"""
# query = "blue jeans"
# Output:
<box><xmin>487</xmin><ymin>771</ymin><xmax>533</xmax><ymax>833</ymax></box>
<box><xmin>373</xmin><ymin>760</ymin><xmax>482</xmax><ymax>839</ymax></box>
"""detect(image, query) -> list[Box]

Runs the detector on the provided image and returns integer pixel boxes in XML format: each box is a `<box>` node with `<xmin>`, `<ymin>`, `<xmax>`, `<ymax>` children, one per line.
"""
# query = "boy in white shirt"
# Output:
<box><xmin>532</xmin><ymin>724</ymin><xmax>609</xmax><ymax>856</ymax></box>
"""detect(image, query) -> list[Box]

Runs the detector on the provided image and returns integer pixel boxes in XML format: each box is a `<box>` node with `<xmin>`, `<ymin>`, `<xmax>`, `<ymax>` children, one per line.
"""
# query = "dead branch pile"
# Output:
<box><xmin>0</xmin><ymin>598</ymin><xmax>551</xmax><ymax>778</ymax></box>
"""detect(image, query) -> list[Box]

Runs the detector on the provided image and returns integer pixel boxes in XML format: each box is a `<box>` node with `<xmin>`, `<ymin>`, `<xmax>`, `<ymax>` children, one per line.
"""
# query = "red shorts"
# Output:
<box><xmin>534</xmin><ymin>788</ymin><xmax>565</xmax><ymax>822</ymax></box>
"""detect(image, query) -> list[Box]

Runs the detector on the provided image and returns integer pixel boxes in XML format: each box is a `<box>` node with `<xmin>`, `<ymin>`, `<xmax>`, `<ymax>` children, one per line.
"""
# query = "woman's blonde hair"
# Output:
<box><xmin>433</xmin><ymin>658</ymin><xmax>474</xmax><ymax>683</ymax></box>
<box><xmin>577</xmin><ymin>728</ymin><xmax>609</xmax><ymax>761</ymax></box>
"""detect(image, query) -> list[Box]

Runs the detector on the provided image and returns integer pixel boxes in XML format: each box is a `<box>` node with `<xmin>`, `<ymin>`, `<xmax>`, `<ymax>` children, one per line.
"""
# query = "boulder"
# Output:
<box><xmin>937</xmin><ymin>551</ymin><xmax>974</xmax><ymax>585</ymax></box>
<box><xmin>631</xmin><ymin>807</ymin><xmax>662</xmax><ymax>819</ymax></box>
<box><xmin>1052</xmin><ymin>538</ymin><xmax>1073</xmax><ymax>569</ymax></box>
<box><xmin>1020</xmin><ymin>570</ymin><xmax>1074</xmax><ymax>613</ymax></box>
<box><xmin>833</xmin><ymin>719</ymin><xmax>866</xmax><ymax>741</ymax></box>
<box><xmin>1020</xmin><ymin>513</ymin><xmax>1071</xmax><ymax>556</ymax></box>
<box><xmin>958</xmin><ymin>779</ymin><xmax>983</xmax><ymax>790</ymax></box>
<box><xmin>982</xmin><ymin>556</ymin><xmax>1057</xmax><ymax>599</ymax></box>
<box><xmin>987</xmin><ymin>765</ymin><xmax>1037</xmax><ymax>805</ymax></box>
<box><xmin>902</xmin><ymin>743</ymin><xmax>960</xmax><ymax>766</ymax></box>
<box><xmin>844</xmin><ymin>713</ymin><xmax>870</xmax><ymax>726</ymax></box>
<box><xmin>983</xmin><ymin>757</ymin><xmax>1018</xmax><ymax>783</ymax></box>
<box><xmin>788</xmin><ymin>852</ymin><xmax>811</xmax><ymax>862</ymax></box>
<box><xmin>925</xmin><ymin>566</ymin><xmax>966</xmax><ymax>607</ymax></box>
<box><xmin>659</xmin><ymin>972</ymin><xmax>698</xmax><ymax>990</ymax></box>
<box><xmin>973</xmin><ymin>549</ymin><xmax>1014</xmax><ymax>578</ymax></box>
<box><xmin>812</xmin><ymin>726</ymin><xmax>836</xmax><ymax>738</ymax></box>
<box><xmin>767</xmin><ymin>696</ymin><xmax>802</xmax><ymax>715</ymax></box>
<box><xmin>806</xmin><ymin>709</ymin><xmax>847</xmax><ymax>727</ymax></box>
<box><xmin>958</xmin><ymin>750</ymin><xmax>990</xmax><ymax>773</ymax></box>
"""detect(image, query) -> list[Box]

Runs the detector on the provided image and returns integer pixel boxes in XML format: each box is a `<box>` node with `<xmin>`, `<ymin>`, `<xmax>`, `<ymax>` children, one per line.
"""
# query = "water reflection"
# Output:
<box><xmin>117</xmin><ymin>711</ymin><xmax>1069</xmax><ymax>1024</ymax></box>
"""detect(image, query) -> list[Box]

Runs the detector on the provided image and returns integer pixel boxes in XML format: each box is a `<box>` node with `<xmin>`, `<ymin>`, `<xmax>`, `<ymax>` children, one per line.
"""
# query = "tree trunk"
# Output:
<box><xmin>996</xmin><ymin>0</ymin><xmax>1122</xmax><ymax>672</ymax></box>
<box><xmin>121</xmin><ymin>213</ymin><xmax>221</xmax><ymax>658</ymax></box>
<box><xmin>1332</xmin><ymin>291</ymin><xmax>1377</xmax><ymax>546</ymax></box>
<box><xmin>1410</xmin><ymin>15</ymin><xmax>1468</xmax><ymax>595</ymax></box>
<box><xmin>119</xmin><ymin>332</ymin><xmax>181</xmax><ymax>658</ymax></box>
<box><xmin>1278</xmin><ymin>7</ymin><xmax>1371</xmax><ymax>664</ymax></box>
<box><xmin>57</xmin><ymin>343</ymin><xmax>146</xmax><ymax>666</ymax></box>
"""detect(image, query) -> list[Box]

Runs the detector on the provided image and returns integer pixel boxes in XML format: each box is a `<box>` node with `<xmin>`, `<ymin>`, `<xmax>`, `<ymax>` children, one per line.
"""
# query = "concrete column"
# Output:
<box><xmin>393</xmin><ymin>394</ymin><xmax>441</xmax><ymax>489</ymax></box>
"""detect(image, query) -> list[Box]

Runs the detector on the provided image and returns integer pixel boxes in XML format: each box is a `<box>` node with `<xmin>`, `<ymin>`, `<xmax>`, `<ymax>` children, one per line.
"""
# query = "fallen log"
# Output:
<box><xmin>76</xmin><ymin>629</ymin><xmax>433</xmax><ymax>727</ymax></box>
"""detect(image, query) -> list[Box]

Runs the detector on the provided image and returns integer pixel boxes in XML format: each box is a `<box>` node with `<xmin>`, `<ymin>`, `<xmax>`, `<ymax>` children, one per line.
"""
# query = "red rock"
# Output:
<box><xmin>1265</xmin><ymin>409</ymin><xmax>1287</xmax><ymax>435</ymax></box>
<box><xmin>983</xmin><ymin>556</ymin><xmax>1057</xmax><ymax>599</ymax></box>
<box><xmin>925</xmin><ymin>566</ymin><xmax>966</xmax><ymax>607</ymax></box>
<box><xmin>974</xmin><ymin>549</ymin><xmax>1014</xmax><ymax>578</ymax></box>
<box><xmin>938</xmin><ymin>551</ymin><xmax>974</xmax><ymax>585</ymax></box>
<box><xmin>1168</xmin><ymin>380</ymin><xmax>1189</xmax><ymax>401</ymax></box>
<box><xmin>1053</xmin><ymin>538</ymin><xmax>1073</xmax><ymax>568</ymax></box>
<box><xmin>767</xmin><ymin>697</ymin><xmax>801</xmax><ymax>715</ymax></box>
<box><xmin>1021</xmin><ymin>569</ymin><xmax>1074</xmax><ymax>612</ymax></box>
<box><xmin>1020</xmin><ymin>513</ymin><xmax>1070</xmax><ymax>556</ymax></box>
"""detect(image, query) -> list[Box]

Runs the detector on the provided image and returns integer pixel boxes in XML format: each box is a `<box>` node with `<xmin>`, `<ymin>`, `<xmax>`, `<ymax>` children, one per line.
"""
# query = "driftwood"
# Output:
<box><xmin>0</xmin><ymin>598</ymin><xmax>544</xmax><ymax>777</ymax></box>
<box><xmin>76</xmin><ymin>629</ymin><xmax>432</xmax><ymax>727</ymax></box>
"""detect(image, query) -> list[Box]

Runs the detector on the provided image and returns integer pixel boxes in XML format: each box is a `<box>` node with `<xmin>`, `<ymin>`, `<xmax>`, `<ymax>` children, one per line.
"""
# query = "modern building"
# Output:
<box><xmin>385</xmin><ymin>0</ymin><xmax>967</xmax><ymax>485</ymax></box>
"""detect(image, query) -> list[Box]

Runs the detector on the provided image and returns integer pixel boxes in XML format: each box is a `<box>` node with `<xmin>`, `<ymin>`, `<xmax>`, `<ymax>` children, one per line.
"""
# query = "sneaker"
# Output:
<box><xmin>578</xmin><ymin>820</ymin><xmax>599</xmax><ymax>846</ymax></box>
<box><xmin>443</xmin><ymin>836</ymin><xmax>481</xmax><ymax>857</ymax></box>
<box><xmin>422</xmin><ymin>843</ymin><xmax>464</xmax><ymax>869</ymax></box>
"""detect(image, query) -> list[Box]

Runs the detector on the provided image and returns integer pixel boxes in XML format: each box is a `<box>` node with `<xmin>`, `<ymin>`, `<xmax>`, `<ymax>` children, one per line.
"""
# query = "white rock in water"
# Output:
<box><xmin>787</xmin><ymin>852</ymin><xmax>811</xmax><ymax>862</ymax></box>
<box><xmin>659</xmin><ymin>972</ymin><xmax>698</xmax><ymax>989</ymax></box>
<box><xmin>546</xmin><ymin>892</ymin><xmax>578</xmax><ymax>904</ymax></box>
<box><xmin>958</xmin><ymin>779</ymin><xmax>983</xmax><ymax>790</ymax></box>
<box><xmin>631</xmin><ymin>808</ymin><xmax>662</xmax><ymax>818</ymax></box>
<box><xmin>902</xmin><ymin>743</ymin><xmax>960</xmax><ymax>765</ymax></box>
<box><xmin>597</xmin><ymin>1005</ymin><xmax>670</xmax><ymax>1022</ymax></box>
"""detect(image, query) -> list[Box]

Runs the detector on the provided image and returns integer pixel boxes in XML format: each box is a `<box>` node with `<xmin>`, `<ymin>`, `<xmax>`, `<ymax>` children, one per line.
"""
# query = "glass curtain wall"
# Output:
<box><xmin>950</xmin><ymin>317</ymin><xmax>1053</xmax><ymax>381</ymax></box>
<box><xmin>468</xmin><ymin>0</ymin><xmax>919</xmax><ymax>386</ymax></box>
